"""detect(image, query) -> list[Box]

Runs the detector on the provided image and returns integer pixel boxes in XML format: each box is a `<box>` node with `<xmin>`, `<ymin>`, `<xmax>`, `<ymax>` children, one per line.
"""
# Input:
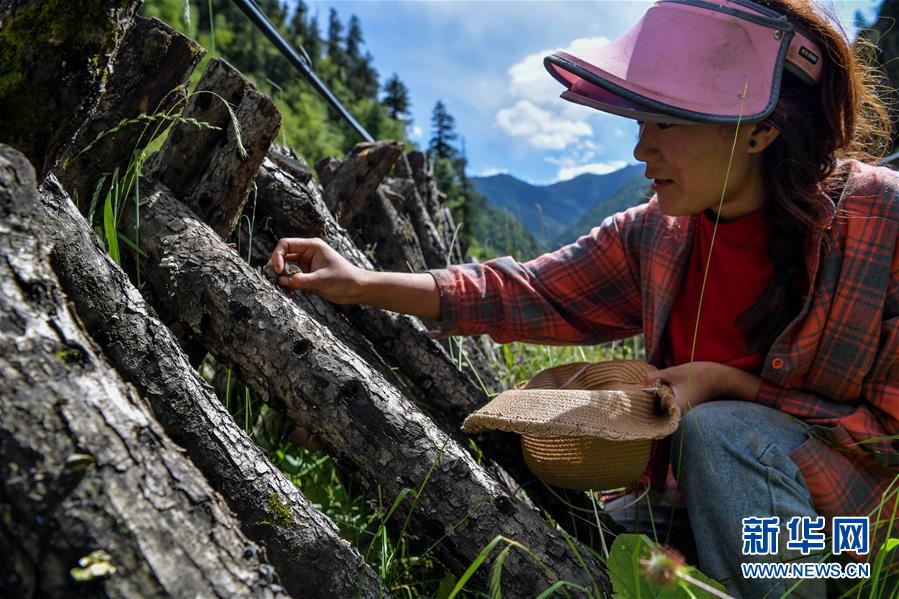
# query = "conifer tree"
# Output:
<box><xmin>382</xmin><ymin>74</ymin><xmax>411</xmax><ymax>122</ymax></box>
<box><xmin>289</xmin><ymin>0</ymin><xmax>309</xmax><ymax>44</ymax></box>
<box><xmin>428</xmin><ymin>101</ymin><xmax>458</xmax><ymax>160</ymax></box>
<box><xmin>327</xmin><ymin>8</ymin><xmax>345</xmax><ymax>68</ymax></box>
<box><xmin>346</xmin><ymin>15</ymin><xmax>363</xmax><ymax>62</ymax></box>
<box><xmin>306</xmin><ymin>14</ymin><xmax>321</xmax><ymax>67</ymax></box>
<box><xmin>352</xmin><ymin>51</ymin><xmax>379</xmax><ymax>100</ymax></box>
<box><xmin>342</xmin><ymin>15</ymin><xmax>378</xmax><ymax>100</ymax></box>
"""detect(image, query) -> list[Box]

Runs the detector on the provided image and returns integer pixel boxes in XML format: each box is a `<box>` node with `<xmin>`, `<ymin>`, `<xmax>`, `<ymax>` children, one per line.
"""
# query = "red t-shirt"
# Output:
<box><xmin>666</xmin><ymin>206</ymin><xmax>776</xmax><ymax>373</ymax></box>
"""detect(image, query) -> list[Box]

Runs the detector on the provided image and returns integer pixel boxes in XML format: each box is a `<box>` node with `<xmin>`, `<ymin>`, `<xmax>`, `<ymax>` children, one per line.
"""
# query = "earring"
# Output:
<box><xmin>748</xmin><ymin>139</ymin><xmax>758</xmax><ymax>148</ymax></box>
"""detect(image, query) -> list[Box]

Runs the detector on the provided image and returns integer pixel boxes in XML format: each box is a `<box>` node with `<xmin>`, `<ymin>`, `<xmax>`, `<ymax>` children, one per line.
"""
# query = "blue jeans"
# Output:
<box><xmin>606</xmin><ymin>400</ymin><xmax>828</xmax><ymax>598</ymax></box>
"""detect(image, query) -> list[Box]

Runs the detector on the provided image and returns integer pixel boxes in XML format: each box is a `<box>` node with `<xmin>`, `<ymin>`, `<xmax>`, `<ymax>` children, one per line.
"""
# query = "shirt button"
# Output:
<box><xmin>771</xmin><ymin>357</ymin><xmax>785</xmax><ymax>369</ymax></box>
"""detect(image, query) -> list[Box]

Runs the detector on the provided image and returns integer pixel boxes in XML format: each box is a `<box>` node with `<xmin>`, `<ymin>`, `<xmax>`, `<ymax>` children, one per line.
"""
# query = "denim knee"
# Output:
<box><xmin>670</xmin><ymin>400</ymin><xmax>810</xmax><ymax>487</ymax></box>
<box><xmin>667</xmin><ymin>401</ymin><xmax>825</xmax><ymax>598</ymax></box>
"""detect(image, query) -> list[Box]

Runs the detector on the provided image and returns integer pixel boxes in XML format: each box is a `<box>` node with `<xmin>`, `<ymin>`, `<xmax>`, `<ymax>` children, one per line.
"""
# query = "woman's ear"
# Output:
<box><xmin>747</xmin><ymin>121</ymin><xmax>780</xmax><ymax>153</ymax></box>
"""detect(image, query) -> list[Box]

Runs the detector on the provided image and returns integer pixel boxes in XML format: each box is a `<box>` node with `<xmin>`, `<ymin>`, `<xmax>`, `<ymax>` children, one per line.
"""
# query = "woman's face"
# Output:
<box><xmin>633</xmin><ymin>120</ymin><xmax>767</xmax><ymax>220</ymax></box>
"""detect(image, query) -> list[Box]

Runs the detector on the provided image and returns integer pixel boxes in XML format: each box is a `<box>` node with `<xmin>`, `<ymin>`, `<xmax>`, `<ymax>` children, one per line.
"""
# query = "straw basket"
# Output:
<box><xmin>462</xmin><ymin>360</ymin><xmax>681</xmax><ymax>491</ymax></box>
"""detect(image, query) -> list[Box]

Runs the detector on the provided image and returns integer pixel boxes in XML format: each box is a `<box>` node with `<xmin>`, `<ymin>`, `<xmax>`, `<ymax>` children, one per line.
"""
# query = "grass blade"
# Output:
<box><xmin>103</xmin><ymin>175</ymin><xmax>120</xmax><ymax>264</ymax></box>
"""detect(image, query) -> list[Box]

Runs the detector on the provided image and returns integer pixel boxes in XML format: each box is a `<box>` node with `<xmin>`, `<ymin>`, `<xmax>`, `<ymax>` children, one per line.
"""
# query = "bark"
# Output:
<box><xmin>383</xmin><ymin>172</ymin><xmax>449</xmax><ymax>270</ymax></box>
<box><xmin>385</xmin><ymin>151</ymin><xmax>455</xmax><ymax>270</ymax></box>
<box><xmin>386</xmin><ymin>152</ymin><xmax>502</xmax><ymax>389</ymax></box>
<box><xmin>315</xmin><ymin>141</ymin><xmax>429</xmax><ymax>271</ymax></box>
<box><xmin>40</xmin><ymin>175</ymin><xmax>389</xmax><ymax>599</ymax></box>
<box><xmin>319</xmin><ymin>140</ymin><xmax>403</xmax><ymax>223</ymax></box>
<box><xmin>315</xmin><ymin>155</ymin><xmax>342</xmax><ymax>188</ymax></box>
<box><xmin>254</xmin><ymin>155</ymin><xmax>504</xmax><ymax>425</ymax></box>
<box><xmin>407</xmin><ymin>152</ymin><xmax>442</xmax><ymax>220</ymax></box>
<box><xmin>125</xmin><ymin>178</ymin><xmax>611</xmax><ymax>597</ymax></box>
<box><xmin>355</xmin><ymin>186</ymin><xmax>429</xmax><ymax>272</ymax></box>
<box><xmin>253</xmin><ymin>152</ymin><xmax>619</xmax><ymax>550</ymax></box>
<box><xmin>56</xmin><ymin>16</ymin><xmax>205</xmax><ymax>213</ymax></box>
<box><xmin>0</xmin><ymin>0</ymin><xmax>141</xmax><ymax>176</ymax></box>
<box><xmin>147</xmin><ymin>58</ymin><xmax>281</xmax><ymax>239</ymax></box>
<box><xmin>248</xmin><ymin>223</ymin><xmax>533</xmax><ymax>510</ymax></box>
<box><xmin>0</xmin><ymin>145</ymin><xmax>282</xmax><ymax>598</ymax></box>
<box><xmin>407</xmin><ymin>151</ymin><xmax>466</xmax><ymax>264</ymax></box>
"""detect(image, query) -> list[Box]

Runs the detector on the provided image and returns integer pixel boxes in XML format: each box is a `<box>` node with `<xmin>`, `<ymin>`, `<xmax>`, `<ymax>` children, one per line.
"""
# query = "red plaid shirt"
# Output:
<box><xmin>429</xmin><ymin>159</ymin><xmax>898</xmax><ymax>553</ymax></box>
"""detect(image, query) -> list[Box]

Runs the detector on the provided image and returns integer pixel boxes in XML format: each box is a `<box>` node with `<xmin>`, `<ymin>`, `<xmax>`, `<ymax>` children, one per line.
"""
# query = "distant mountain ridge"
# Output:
<box><xmin>470</xmin><ymin>164</ymin><xmax>649</xmax><ymax>248</ymax></box>
<box><xmin>556</xmin><ymin>175</ymin><xmax>652</xmax><ymax>245</ymax></box>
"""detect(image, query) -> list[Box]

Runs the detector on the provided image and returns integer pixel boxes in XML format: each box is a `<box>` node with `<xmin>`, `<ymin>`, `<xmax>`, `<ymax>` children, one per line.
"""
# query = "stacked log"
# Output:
<box><xmin>56</xmin><ymin>16</ymin><xmax>205</xmax><ymax>211</ymax></box>
<box><xmin>0</xmin><ymin>145</ymin><xmax>282</xmax><ymax>598</ymax></box>
<box><xmin>0</xmin><ymin>5</ymin><xmax>618</xmax><ymax>597</ymax></box>
<box><xmin>41</xmin><ymin>174</ymin><xmax>387</xmax><ymax>599</ymax></box>
<box><xmin>122</xmin><ymin>177</ymin><xmax>607</xmax><ymax>595</ymax></box>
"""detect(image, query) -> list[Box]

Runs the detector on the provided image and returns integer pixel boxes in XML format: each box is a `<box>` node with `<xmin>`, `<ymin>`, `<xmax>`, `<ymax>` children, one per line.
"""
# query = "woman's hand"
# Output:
<box><xmin>266</xmin><ymin>237</ymin><xmax>367</xmax><ymax>305</ymax></box>
<box><xmin>266</xmin><ymin>237</ymin><xmax>442</xmax><ymax>320</ymax></box>
<box><xmin>644</xmin><ymin>361</ymin><xmax>763</xmax><ymax>414</ymax></box>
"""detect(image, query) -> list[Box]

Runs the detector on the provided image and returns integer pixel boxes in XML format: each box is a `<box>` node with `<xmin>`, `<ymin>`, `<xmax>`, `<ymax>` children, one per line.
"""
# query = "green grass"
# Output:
<box><xmin>200</xmin><ymin>328</ymin><xmax>897</xmax><ymax>598</ymax></box>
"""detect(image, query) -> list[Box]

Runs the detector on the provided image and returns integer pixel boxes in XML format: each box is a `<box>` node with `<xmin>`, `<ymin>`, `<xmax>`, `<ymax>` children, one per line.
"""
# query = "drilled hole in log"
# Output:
<box><xmin>292</xmin><ymin>340</ymin><xmax>310</xmax><ymax>357</ymax></box>
<box><xmin>229</xmin><ymin>300</ymin><xmax>251</xmax><ymax>321</ymax></box>
<box><xmin>198</xmin><ymin>193</ymin><xmax>213</xmax><ymax>211</ymax></box>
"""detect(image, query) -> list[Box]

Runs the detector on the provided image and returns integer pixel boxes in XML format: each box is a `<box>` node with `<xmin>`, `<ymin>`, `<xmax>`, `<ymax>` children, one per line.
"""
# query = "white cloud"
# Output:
<box><xmin>495</xmin><ymin>99</ymin><xmax>592</xmax><ymax>150</ymax></box>
<box><xmin>495</xmin><ymin>36</ymin><xmax>619</xmax><ymax>155</ymax></box>
<box><xmin>555</xmin><ymin>160</ymin><xmax>628</xmax><ymax>181</ymax></box>
<box><xmin>410</xmin><ymin>125</ymin><xmax>424</xmax><ymax>139</ymax></box>
<box><xmin>507</xmin><ymin>36</ymin><xmax>611</xmax><ymax>106</ymax></box>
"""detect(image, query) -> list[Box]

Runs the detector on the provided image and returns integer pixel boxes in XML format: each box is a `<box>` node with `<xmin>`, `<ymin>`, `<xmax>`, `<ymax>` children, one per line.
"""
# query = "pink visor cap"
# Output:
<box><xmin>544</xmin><ymin>0</ymin><xmax>823</xmax><ymax>124</ymax></box>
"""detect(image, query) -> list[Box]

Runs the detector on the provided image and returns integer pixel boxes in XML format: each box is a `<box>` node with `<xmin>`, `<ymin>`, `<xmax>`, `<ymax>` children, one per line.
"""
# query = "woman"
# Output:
<box><xmin>268</xmin><ymin>0</ymin><xmax>898</xmax><ymax>596</ymax></box>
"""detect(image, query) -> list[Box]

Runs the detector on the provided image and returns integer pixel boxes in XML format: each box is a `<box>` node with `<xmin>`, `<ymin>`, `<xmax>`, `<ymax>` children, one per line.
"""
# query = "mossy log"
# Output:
<box><xmin>123</xmin><ymin>177</ymin><xmax>612</xmax><ymax>597</ymax></box>
<box><xmin>0</xmin><ymin>144</ymin><xmax>283</xmax><ymax>598</ymax></box>
<box><xmin>56</xmin><ymin>16</ymin><xmax>205</xmax><ymax>212</ymax></box>
<box><xmin>0</xmin><ymin>0</ymin><xmax>141</xmax><ymax>176</ymax></box>
<box><xmin>39</xmin><ymin>174</ymin><xmax>389</xmax><ymax>599</ymax></box>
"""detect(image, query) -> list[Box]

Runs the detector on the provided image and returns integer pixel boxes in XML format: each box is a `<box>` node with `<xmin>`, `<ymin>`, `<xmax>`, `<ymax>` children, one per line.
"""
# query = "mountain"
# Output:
<box><xmin>470</xmin><ymin>164</ymin><xmax>646</xmax><ymax>247</ymax></box>
<box><xmin>554</xmin><ymin>176</ymin><xmax>652</xmax><ymax>246</ymax></box>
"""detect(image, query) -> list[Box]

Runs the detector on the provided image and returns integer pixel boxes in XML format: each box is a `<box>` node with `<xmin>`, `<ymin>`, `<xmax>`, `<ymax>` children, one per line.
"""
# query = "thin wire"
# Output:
<box><xmin>666</xmin><ymin>81</ymin><xmax>751</xmax><ymax>547</ymax></box>
<box><xmin>683</xmin><ymin>82</ymin><xmax>751</xmax><ymax>411</ymax></box>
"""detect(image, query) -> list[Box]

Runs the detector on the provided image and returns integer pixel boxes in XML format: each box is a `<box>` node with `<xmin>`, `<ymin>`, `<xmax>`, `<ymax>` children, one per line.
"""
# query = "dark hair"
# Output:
<box><xmin>735</xmin><ymin>0</ymin><xmax>894</xmax><ymax>355</ymax></box>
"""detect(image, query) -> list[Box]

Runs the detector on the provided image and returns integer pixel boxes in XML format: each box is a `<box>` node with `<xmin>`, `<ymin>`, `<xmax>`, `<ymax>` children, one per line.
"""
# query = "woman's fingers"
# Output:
<box><xmin>270</xmin><ymin>238</ymin><xmax>323</xmax><ymax>274</ymax></box>
<box><xmin>278</xmin><ymin>270</ymin><xmax>322</xmax><ymax>290</ymax></box>
<box><xmin>644</xmin><ymin>368</ymin><xmax>668</xmax><ymax>385</ymax></box>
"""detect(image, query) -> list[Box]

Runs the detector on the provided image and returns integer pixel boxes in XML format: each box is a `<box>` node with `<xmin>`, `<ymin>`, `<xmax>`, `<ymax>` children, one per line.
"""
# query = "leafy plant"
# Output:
<box><xmin>609</xmin><ymin>534</ymin><xmax>729</xmax><ymax>599</ymax></box>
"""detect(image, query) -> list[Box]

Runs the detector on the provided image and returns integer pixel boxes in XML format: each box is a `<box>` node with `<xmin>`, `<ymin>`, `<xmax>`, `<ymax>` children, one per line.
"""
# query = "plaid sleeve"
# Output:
<box><xmin>426</xmin><ymin>207</ymin><xmax>645</xmax><ymax>345</ymax></box>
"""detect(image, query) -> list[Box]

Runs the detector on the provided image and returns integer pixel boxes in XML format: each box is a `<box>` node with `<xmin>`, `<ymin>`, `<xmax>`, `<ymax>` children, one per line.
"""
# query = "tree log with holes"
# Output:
<box><xmin>304</xmin><ymin>142</ymin><xmax>509</xmax><ymax>393</ymax></box>
<box><xmin>39</xmin><ymin>175</ymin><xmax>389</xmax><ymax>599</ymax></box>
<box><xmin>251</xmin><ymin>147</ymin><xmax>624</xmax><ymax>549</ymax></box>
<box><xmin>0</xmin><ymin>145</ymin><xmax>284</xmax><ymax>598</ymax></box>
<box><xmin>122</xmin><ymin>177</ymin><xmax>612</xmax><ymax>597</ymax></box>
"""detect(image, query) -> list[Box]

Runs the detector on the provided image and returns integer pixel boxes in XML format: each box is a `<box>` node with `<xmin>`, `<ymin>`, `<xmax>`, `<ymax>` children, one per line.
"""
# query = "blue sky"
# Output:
<box><xmin>304</xmin><ymin>1</ymin><xmax>882</xmax><ymax>184</ymax></box>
